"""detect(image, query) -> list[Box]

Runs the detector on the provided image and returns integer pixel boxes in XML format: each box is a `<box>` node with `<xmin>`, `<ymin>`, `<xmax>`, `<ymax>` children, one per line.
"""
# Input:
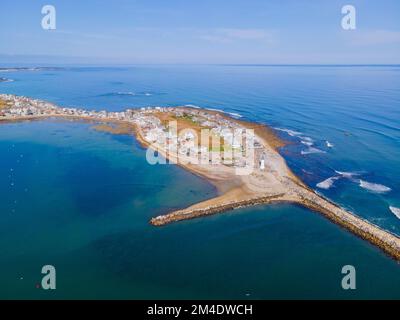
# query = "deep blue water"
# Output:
<box><xmin>0</xmin><ymin>65</ymin><xmax>399</xmax><ymax>299</ymax></box>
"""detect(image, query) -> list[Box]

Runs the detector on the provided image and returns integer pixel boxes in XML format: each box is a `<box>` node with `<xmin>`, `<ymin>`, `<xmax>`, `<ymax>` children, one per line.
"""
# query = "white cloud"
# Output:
<box><xmin>54</xmin><ymin>30</ymin><xmax>122</xmax><ymax>41</ymax></box>
<box><xmin>349</xmin><ymin>30</ymin><xmax>400</xmax><ymax>46</ymax></box>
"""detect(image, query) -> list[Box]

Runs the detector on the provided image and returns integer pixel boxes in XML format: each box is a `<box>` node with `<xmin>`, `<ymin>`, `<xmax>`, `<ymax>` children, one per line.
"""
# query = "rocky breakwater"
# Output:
<box><xmin>150</xmin><ymin>193</ymin><xmax>287</xmax><ymax>226</ymax></box>
<box><xmin>298</xmin><ymin>189</ymin><xmax>400</xmax><ymax>260</ymax></box>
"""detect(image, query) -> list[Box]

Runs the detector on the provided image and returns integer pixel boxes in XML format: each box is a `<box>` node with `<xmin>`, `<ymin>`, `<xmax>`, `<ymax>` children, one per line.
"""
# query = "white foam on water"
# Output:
<box><xmin>300</xmin><ymin>136</ymin><xmax>314</xmax><ymax>146</ymax></box>
<box><xmin>301</xmin><ymin>147</ymin><xmax>326</xmax><ymax>155</ymax></box>
<box><xmin>300</xmin><ymin>136</ymin><xmax>313</xmax><ymax>142</ymax></box>
<box><xmin>227</xmin><ymin>112</ymin><xmax>242</xmax><ymax>119</ymax></box>
<box><xmin>326</xmin><ymin>141</ymin><xmax>334</xmax><ymax>148</ymax></box>
<box><xmin>115</xmin><ymin>92</ymin><xmax>153</xmax><ymax>96</ymax></box>
<box><xmin>202</xmin><ymin>108</ymin><xmax>242</xmax><ymax>118</ymax></box>
<box><xmin>301</xmin><ymin>169</ymin><xmax>313</xmax><ymax>175</ymax></box>
<box><xmin>301</xmin><ymin>140</ymin><xmax>313</xmax><ymax>146</ymax></box>
<box><xmin>335</xmin><ymin>171</ymin><xmax>360</xmax><ymax>179</ymax></box>
<box><xmin>0</xmin><ymin>77</ymin><xmax>14</xmax><ymax>82</ymax></box>
<box><xmin>184</xmin><ymin>104</ymin><xmax>201</xmax><ymax>109</ymax></box>
<box><xmin>206</xmin><ymin>108</ymin><xmax>225</xmax><ymax>113</ymax></box>
<box><xmin>116</xmin><ymin>91</ymin><xmax>136</xmax><ymax>96</ymax></box>
<box><xmin>316</xmin><ymin>176</ymin><xmax>339</xmax><ymax>190</ymax></box>
<box><xmin>389</xmin><ymin>206</ymin><xmax>400</xmax><ymax>219</ymax></box>
<box><xmin>274</xmin><ymin>127</ymin><xmax>302</xmax><ymax>137</ymax></box>
<box><xmin>359</xmin><ymin>180</ymin><xmax>392</xmax><ymax>194</ymax></box>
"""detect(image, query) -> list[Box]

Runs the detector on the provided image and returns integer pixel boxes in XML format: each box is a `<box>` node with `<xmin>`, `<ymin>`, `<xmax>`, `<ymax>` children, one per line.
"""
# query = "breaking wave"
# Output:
<box><xmin>299</xmin><ymin>136</ymin><xmax>313</xmax><ymax>146</ymax></box>
<box><xmin>301</xmin><ymin>140</ymin><xmax>313</xmax><ymax>146</ymax></box>
<box><xmin>301</xmin><ymin>147</ymin><xmax>326</xmax><ymax>155</ymax></box>
<box><xmin>0</xmin><ymin>67</ymin><xmax>62</xmax><ymax>72</ymax></box>
<box><xmin>0</xmin><ymin>77</ymin><xmax>14</xmax><ymax>83</ymax></box>
<box><xmin>324</xmin><ymin>171</ymin><xmax>392</xmax><ymax>195</ymax></box>
<box><xmin>101</xmin><ymin>91</ymin><xmax>156</xmax><ymax>97</ymax></box>
<box><xmin>227</xmin><ymin>112</ymin><xmax>242</xmax><ymax>119</ymax></box>
<box><xmin>274</xmin><ymin>128</ymin><xmax>326</xmax><ymax>152</ymax></box>
<box><xmin>389</xmin><ymin>206</ymin><xmax>400</xmax><ymax>219</ymax></box>
<box><xmin>326</xmin><ymin>141</ymin><xmax>334</xmax><ymax>148</ymax></box>
<box><xmin>335</xmin><ymin>171</ymin><xmax>360</xmax><ymax>179</ymax></box>
<box><xmin>184</xmin><ymin>104</ymin><xmax>201</xmax><ymax>109</ymax></box>
<box><xmin>204</xmin><ymin>108</ymin><xmax>242</xmax><ymax>118</ymax></box>
<box><xmin>359</xmin><ymin>180</ymin><xmax>392</xmax><ymax>194</ymax></box>
<box><xmin>274</xmin><ymin>127</ymin><xmax>303</xmax><ymax>137</ymax></box>
<box><xmin>316</xmin><ymin>176</ymin><xmax>339</xmax><ymax>190</ymax></box>
<box><xmin>316</xmin><ymin>170</ymin><xmax>365</xmax><ymax>190</ymax></box>
<box><xmin>300</xmin><ymin>136</ymin><xmax>313</xmax><ymax>142</ymax></box>
<box><xmin>206</xmin><ymin>107</ymin><xmax>226</xmax><ymax>113</ymax></box>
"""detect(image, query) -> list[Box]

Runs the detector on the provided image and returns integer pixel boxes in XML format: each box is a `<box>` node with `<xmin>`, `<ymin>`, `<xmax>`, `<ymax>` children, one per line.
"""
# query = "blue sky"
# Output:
<box><xmin>1</xmin><ymin>0</ymin><xmax>399</xmax><ymax>64</ymax></box>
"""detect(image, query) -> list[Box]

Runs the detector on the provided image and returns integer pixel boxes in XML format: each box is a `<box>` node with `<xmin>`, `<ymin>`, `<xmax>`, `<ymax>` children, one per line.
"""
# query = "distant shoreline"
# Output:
<box><xmin>1</xmin><ymin>93</ymin><xmax>400</xmax><ymax>261</ymax></box>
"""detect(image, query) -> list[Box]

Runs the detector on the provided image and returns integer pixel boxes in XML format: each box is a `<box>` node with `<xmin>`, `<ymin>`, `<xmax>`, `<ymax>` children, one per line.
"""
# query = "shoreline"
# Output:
<box><xmin>1</xmin><ymin>94</ymin><xmax>400</xmax><ymax>261</ymax></box>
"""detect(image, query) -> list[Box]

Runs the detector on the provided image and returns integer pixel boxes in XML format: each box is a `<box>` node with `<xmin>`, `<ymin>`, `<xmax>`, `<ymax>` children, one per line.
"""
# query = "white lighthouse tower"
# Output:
<box><xmin>260</xmin><ymin>154</ymin><xmax>265</xmax><ymax>170</ymax></box>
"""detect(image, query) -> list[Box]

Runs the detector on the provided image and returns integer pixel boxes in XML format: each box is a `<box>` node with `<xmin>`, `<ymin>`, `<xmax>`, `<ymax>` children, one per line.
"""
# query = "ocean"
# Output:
<box><xmin>0</xmin><ymin>65</ymin><xmax>399</xmax><ymax>299</ymax></box>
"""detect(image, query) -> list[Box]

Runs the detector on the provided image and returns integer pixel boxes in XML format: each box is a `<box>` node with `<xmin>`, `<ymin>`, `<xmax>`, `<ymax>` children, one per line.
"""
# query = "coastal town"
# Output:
<box><xmin>1</xmin><ymin>93</ymin><xmax>400</xmax><ymax>261</ymax></box>
<box><xmin>0</xmin><ymin>93</ymin><xmax>263</xmax><ymax>172</ymax></box>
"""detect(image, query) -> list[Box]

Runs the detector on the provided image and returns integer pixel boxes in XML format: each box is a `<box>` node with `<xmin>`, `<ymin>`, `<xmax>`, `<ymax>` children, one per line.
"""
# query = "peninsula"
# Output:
<box><xmin>1</xmin><ymin>93</ymin><xmax>400</xmax><ymax>261</ymax></box>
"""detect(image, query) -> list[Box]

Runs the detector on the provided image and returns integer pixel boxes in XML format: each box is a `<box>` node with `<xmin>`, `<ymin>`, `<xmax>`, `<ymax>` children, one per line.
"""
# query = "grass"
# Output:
<box><xmin>177</xmin><ymin>113</ymin><xmax>198</xmax><ymax>125</ymax></box>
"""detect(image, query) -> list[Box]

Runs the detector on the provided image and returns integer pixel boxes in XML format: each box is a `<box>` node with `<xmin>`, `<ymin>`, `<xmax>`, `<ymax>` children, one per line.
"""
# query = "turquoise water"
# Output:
<box><xmin>0</xmin><ymin>65</ymin><xmax>399</xmax><ymax>299</ymax></box>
